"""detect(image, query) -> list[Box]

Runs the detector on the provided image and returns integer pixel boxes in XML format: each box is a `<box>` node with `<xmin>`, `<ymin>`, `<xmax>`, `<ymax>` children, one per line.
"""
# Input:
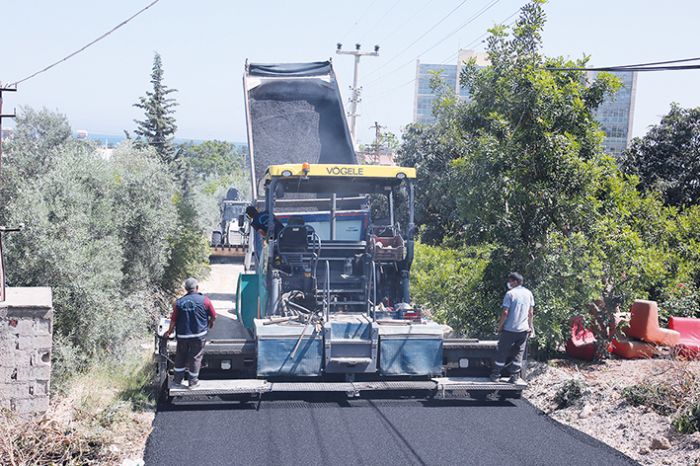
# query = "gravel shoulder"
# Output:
<box><xmin>525</xmin><ymin>358</ymin><xmax>700</xmax><ymax>466</ymax></box>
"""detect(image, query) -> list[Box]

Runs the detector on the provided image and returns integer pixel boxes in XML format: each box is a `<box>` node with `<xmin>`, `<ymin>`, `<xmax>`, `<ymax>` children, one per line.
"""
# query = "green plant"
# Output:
<box><xmin>621</xmin><ymin>383</ymin><xmax>674</xmax><ymax>415</ymax></box>
<box><xmin>410</xmin><ymin>242</ymin><xmax>495</xmax><ymax>337</ymax></box>
<box><xmin>621</xmin><ymin>103</ymin><xmax>700</xmax><ymax>207</ymax></box>
<box><xmin>397</xmin><ymin>1</ymin><xmax>700</xmax><ymax>356</ymax></box>
<box><xmin>659</xmin><ymin>283</ymin><xmax>700</xmax><ymax>325</ymax></box>
<box><xmin>133</xmin><ymin>52</ymin><xmax>179</xmax><ymax>166</ymax></box>
<box><xmin>554</xmin><ymin>379</ymin><xmax>586</xmax><ymax>409</ymax></box>
<box><xmin>0</xmin><ymin>108</ymin><xmax>187</xmax><ymax>366</ymax></box>
<box><xmin>0</xmin><ymin>409</ymin><xmax>118</xmax><ymax>466</ymax></box>
<box><xmin>673</xmin><ymin>403</ymin><xmax>700</xmax><ymax>434</ymax></box>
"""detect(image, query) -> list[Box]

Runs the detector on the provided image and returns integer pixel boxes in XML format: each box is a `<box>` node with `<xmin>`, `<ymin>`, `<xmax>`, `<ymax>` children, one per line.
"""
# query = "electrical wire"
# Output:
<box><xmin>438</xmin><ymin>9</ymin><xmax>518</xmax><ymax>63</ymax></box>
<box><xmin>364</xmin><ymin>10</ymin><xmax>518</xmax><ymax>104</ymax></box>
<box><xmin>340</xmin><ymin>0</ymin><xmax>381</xmax><ymax>44</ymax></box>
<box><xmin>549</xmin><ymin>58</ymin><xmax>700</xmax><ymax>73</ymax></box>
<box><xmin>374</xmin><ymin>0</ymin><xmax>438</xmax><ymax>45</ymax></box>
<box><xmin>359</xmin><ymin>0</ymin><xmax>403</xmax><ymax>44</ymax></box>
<box><xmin>593</xmin><ymin>56</ymin><xmax>700</xmax><ymax>70</ymax></box>
<box><xmin>364</xmin><ymin>0</ymin><xmax>503</xmax><ymax>87</ymax></box>
<box><xmin>365</xmin><ymin>0</ymin><xmax>471</xmax><ymax>79</ymax></box>
<box><xmin>10</xmin><ymin>0</ymin><xmax>161</xmax><ymax>86</ymax></box>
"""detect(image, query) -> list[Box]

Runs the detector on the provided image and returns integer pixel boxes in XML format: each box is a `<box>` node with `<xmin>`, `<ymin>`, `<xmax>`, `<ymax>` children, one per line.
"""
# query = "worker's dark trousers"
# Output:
<box><xmin>173</xmin><ymin>338</ymin><xmax>205</xmax><ymax>383</ymax></box>
<box><xmin>491</xmin><ymin>330</ymin><xmax>528</xmax><ymax>377</ymax></box>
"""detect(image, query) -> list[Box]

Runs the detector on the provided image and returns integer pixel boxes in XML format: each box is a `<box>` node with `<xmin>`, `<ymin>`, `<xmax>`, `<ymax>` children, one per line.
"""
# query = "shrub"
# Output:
<box><xmin>554</xmin><ymin>379</ymin><xmax>586</xmax><ymax>409</ymax></box>
<box><xmin>673</xmin><ymin>404</ymin><xmax>700</xmax><ymax>434</ymax></box>
<box><xmin>0</xmin><ymin>410</ymin><xmax>118</xmax><ymax>466</ymax></box>
<box><xmin>1</xmin><ymin>109</ymin><xmax>182</xmax><ymax>371</ymax></box>
<box><xmin>659</xmin><ymin>283</ymin><xmax>700</xmax><ymax>326</ymax></box>
<box><xmin>410</xmin><ymin>242</ymin><xmax>495</xmax><ymax>337</ymax></box>
<box><xmin>621</xmin><ymin>383</ymin><xmax>674</xmax><ymax>415</ymax></box>
<box><xmin>621</xmin><ymin>365</ymin><xmax>700</xmax><ymax>434</ymax></box>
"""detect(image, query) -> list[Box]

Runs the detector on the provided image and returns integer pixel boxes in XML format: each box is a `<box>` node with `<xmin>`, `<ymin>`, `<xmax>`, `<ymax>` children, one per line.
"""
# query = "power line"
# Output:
<box><xmin>549</xmin><ymin>63</ymin><xmax>700</xmax><ymax>72</ymax></box>
<box><xmin>9</xmin><ymin>0</ymin><xmax>161</xmax><ymax>86</ymax></box>
<box><xmin>359</xmin><ymin>0</ymin><xmax>402</xmax><ymax>44</ymax></box>
<box><xmin>549</xmin><ymin>56</ymin><xmax>700</xmax><ymax>73</ymax></box>
<box><xmin>365</xmin><ymin>0</ymin><xmax>471</xmax><ymax>79</ymax></box>
<box><xmin>365</xmin><ymin>10</ymin><xmax>518</xmax><ymax>104</ymax></box>
<box><xmin>365</xmin><ymin>0</ymin><xmax>506</xmax><ymax>88</ymax></box>
<box><xmin>340</xmin><ymin>0</ymin><xmax>381</xmax><ymax>43</ymax></box>
<box><xmin>438</xmin><ymin>9</ymin><xmax>518</xmax><ymax>63</ymax></box>
<box><xmin>374</xmin><ymin>0</ymin><xmax>437</xmax><ymax>45</ymax></box>
<box><xmin>597</xmin><ymin>56</ymin><xmax>700</xmax><ymax>70</ymax></box>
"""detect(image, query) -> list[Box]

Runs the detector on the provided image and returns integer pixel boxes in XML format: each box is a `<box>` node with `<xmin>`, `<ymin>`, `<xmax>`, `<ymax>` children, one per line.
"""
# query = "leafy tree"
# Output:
<box><xmin>400</xmin><ymin>1</ymin><xmax>687</xmax><ymax>354</ymax></box>
<box><xmin>110</xmin><ymin>143</ymin><xmax>179</xmax><ymax>288</ymax></box>
<box><xmin>178</xmin><ymin>140</ymin><xmax>251</xmax><ymax>234</ymax></box>
<box><xmin>621</xmin><ymin>103</ymin><xmax>700</xmax><ymax>207</ymax></box>
<box><xmin>0</xmin><ymin>107</ymin><xmax>72</xmax><ymax>193</ymax></box>
<box><xmin>133</xmin><ymin>52</ymin><xmax>179</xmax><ymax>165</ymax></box>
<box><xmin>0</xmin><ymin>108</ymin><xmax>185</xmax><ymax>376</ymax></box>
<box><xmin>180</xmin><ymin>140</ymin><xmax>245</xmax><ymax>181</ymax></box>
<box><xmin>130</xmin><ymin>54</ymin><xmax>211</xmax><ymax>292</ymax></box>
<box><xmin>411</xmin><ymin>243</ymin><xmax>495</xmax><ymax>336</ymax></box>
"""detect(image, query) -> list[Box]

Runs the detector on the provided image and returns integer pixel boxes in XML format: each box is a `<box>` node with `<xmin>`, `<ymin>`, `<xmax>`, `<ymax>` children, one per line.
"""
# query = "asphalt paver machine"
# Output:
<box><xmin>157</xmin><ymin>61</ymin><xmax>525</xmax><ymax>402</ymax></box>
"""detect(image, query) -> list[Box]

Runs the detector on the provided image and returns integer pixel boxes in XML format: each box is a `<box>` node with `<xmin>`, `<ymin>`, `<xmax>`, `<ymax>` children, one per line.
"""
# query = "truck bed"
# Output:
<box><xmin>244</xmin><ymin>61</ymin><xmax>357</xmax><ymax>193</ymax></box>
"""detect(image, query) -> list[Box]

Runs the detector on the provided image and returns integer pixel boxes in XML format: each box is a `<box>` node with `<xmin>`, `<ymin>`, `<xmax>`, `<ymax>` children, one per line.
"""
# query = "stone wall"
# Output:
<box><xmin>0</xmin><ymin>287</ymin><xmax>53</xmax><ymax>416</ymax></box>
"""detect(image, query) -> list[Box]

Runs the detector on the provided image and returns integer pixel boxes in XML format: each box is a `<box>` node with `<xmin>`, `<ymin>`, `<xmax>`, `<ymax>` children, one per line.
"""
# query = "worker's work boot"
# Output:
<box><xmin>171</xmin><ymin>375</ymin><xmax>185</xmax><ymax>389</ymax></box>
<box><xmin>508</xmin><ymin>375</ymin><xmax>527</xmax><ymax>386</ymax></box>
<box><xmin>489</xmin><ymin>373</ymin><xmax>501</xmax><ymax>382</ymax></box>
<box><xmin>188</xmin><ymin>378</ymin><xmax>200</xmax><ymax>389</ymax></box>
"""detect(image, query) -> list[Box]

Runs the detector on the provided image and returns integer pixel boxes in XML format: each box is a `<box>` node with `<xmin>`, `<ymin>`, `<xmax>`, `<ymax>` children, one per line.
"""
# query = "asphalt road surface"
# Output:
<box><xmin>144</xmin><ymin>395</ymin><xmax>636</xmax><ymax>466</ymax></box>
<box><xmin>146</xmin><ymin>260</ymin><xmax>635</xmax><ymax>466</ymax></box>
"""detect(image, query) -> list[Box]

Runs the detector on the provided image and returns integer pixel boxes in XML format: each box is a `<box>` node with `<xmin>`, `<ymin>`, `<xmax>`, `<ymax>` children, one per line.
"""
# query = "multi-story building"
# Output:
<box><xmin>413</xmin><ymin>49</ymin><xmax>488</xmax><ymax>125</ymax></box>
<box><xmin>414</xmin><ymin>50</ymin><xmax>637</xmax><ymax>156</ymax></box>
<box><xmin>589</xmin><ymin>71</ymin><xmax>637</xmax><ymax>156</ymax></box>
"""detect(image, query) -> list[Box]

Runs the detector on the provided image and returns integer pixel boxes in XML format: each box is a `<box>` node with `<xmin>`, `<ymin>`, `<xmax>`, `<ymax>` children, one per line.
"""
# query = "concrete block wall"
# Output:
<box><xmin>0</xmin><ymin>287</ymin><xmax>53</xmax><ymax>416</ymax></box>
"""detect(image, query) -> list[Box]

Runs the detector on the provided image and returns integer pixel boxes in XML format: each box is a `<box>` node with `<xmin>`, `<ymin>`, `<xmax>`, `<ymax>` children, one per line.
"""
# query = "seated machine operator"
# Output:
<box><xmin>246</xmin><ymin>206</ymin><xmax>284</xmax><ymax>239</ymax></box>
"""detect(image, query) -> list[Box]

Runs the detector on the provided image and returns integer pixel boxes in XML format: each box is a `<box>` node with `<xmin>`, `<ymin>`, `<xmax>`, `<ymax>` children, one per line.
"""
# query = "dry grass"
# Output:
<box><xmin>0</xmin><ymin>412</ymin><xmax>118</xmax><ymax>465</ymax></box>
<box><xmin>526</xmin><ymin>358</ymin><xmax>700</xmax><ymax>466</ymax></box>
<box><xmin>0</xmin><ymin>342</ymin><xmax>155</xmax><ymax>466</ymax></box>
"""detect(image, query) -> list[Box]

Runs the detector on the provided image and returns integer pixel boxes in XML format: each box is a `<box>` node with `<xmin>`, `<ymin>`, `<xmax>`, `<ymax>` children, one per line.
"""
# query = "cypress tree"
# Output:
<box><xmin>133</xmin><ymin>52</ymin><xmax>178</xmax><ymax>165</ymax></box>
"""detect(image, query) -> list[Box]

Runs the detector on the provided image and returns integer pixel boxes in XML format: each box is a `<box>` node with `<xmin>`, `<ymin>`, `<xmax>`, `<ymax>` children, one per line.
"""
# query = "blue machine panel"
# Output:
<box><xmin>379</xmin><ymin>338</ymin><xmax>443</xmax><ymax>376</ymax></box>
<box><xmin>378</xmin><ymin>322</ymin><xmax>444</xmax><ymax>376</ymax></box>
<box><xmin>254</xmin><ymin>320</ymin><xmax>323</xmax><ymax>377</ymax></box>
<box><xmin>329</xmin><ymin>320</ymin><xmax>371</xmax><ymax>339</ymax></box>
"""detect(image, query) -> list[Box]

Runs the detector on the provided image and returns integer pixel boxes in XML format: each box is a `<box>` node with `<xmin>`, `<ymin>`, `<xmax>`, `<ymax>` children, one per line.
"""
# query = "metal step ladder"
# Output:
<box><xmin>324</xmin><ymin>317</ymin><xmax>378</xmax><ymax>373</ymax></box>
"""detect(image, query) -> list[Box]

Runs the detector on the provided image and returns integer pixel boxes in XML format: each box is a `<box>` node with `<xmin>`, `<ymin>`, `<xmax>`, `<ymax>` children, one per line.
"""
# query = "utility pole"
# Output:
<box><xmin>336</xmin><ymin>43</ymin><xmax>379</xmax><ymax>143</ymax></box>
<box><xmin>0</xmin><ymin>84</ymin><xmax>18</xmax><ymax>302</ymax></box>
<box><xmin>0</xmin><ymin>84</ymin><xmax>18</xmax><ymax>177</ymax></box>
<box><xmin>0</xmin><ymin>226</ymin><xmax>22</xmax><ymax>303</ymax></box>
<box><xmin>369</xmin><ymin>121</ymin><xmax>384</xmax><ymax>164</ymax></box>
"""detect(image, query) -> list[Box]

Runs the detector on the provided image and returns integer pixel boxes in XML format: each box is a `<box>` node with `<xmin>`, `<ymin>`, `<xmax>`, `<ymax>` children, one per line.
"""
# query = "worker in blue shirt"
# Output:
<box><xmin>490</xmin><ymin>272</ymin><xmax>534</xmax><ymax>385</ymax></box>
<box><xmin>246</xmin><ymin>206</ymin><xmax>284</xmax><ymax>239</ymax></box>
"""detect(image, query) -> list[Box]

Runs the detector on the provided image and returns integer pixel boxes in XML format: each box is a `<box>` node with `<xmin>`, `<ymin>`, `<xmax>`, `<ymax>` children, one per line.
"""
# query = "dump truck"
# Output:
<box><xmin>156</xmin><ymin>61</ymin><xmax>526</xmax><ymax>402</ymax></box>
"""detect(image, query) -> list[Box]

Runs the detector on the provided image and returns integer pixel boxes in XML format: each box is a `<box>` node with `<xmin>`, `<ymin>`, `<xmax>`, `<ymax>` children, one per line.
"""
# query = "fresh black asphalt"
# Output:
<box><xmin>143</xmin><ymin>395</ymin><xmax>637</xmax><ymax>466</ymax></box>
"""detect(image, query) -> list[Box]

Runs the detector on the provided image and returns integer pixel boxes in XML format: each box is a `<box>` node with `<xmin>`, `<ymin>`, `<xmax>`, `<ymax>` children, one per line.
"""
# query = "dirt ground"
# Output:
<box><xmin>525</xmin><ymin>358</ymin><xmax>700</xmax><ymax>466</ymax></box>
<box><xmin>0</xmin><ymin>353</ymin><xmax>153</xmax><ymax>466</ymax></box>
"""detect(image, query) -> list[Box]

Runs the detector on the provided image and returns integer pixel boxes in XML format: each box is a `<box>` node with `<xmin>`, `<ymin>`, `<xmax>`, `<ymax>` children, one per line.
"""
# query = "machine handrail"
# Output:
<box><xmin>324</xmin><ymin>260</ymin><xmax>331</xmax><ymax>322</ymax></box>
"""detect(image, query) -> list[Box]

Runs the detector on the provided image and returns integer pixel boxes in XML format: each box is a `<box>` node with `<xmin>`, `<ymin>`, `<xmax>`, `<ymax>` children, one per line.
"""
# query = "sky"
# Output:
<box><xmin>2</xmin><ymin>0</ymin><xmax>700</xmax><ymax>145</ymax></box>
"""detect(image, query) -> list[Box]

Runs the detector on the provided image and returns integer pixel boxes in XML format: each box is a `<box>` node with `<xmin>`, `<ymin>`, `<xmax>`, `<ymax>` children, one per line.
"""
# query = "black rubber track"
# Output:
<box><xmin>143</xmin><ymin>395</ymin><xmax>638</xmax><ymax>466</ymax></box>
